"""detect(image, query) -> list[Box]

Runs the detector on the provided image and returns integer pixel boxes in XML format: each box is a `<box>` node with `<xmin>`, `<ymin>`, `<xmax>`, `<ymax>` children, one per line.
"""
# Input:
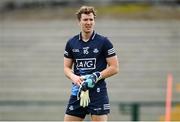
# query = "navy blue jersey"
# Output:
<box><xmin>64</xmin><ymin>31</ymin><xmax>116</xmax><ymax>95</ymax></box>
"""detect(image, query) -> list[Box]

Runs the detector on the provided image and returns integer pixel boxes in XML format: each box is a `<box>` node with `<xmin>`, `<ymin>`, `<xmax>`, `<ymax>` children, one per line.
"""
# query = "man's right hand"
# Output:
<box><xmin>70</xmin><ymin>74</ymin><xmax>83</xmax><ymax>86</ymax></box>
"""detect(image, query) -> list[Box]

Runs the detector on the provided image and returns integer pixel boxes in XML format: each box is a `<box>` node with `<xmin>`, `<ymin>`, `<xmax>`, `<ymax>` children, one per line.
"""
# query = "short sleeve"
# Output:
<box><xmin>103</xmin><ymin>37</ymin><xmax>116</xmax><ymax>58</ymax></box>
<box><xmin>64</xmin><ymin>40</ymin><xmax>73</xmax><ymax>58</ymax></box>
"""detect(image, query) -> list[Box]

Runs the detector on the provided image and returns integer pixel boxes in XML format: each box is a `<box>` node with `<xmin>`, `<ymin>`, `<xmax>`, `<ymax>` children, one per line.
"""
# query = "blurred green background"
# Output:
<box><xmin>0</xmin><ymin>0</ymin><xmax>180</xmax><ymax>121</ymax></box>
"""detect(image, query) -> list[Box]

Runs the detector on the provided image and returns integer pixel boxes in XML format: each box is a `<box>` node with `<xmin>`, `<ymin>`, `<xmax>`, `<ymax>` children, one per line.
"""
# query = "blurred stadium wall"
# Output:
<box><xmin>0</xmin><ymin>0</ymin><xmax>180</xmax><ymax>121</ymax></box>
<box><xmin>0</xmin><ymin>0</ymin><xmax>180</xmax><ymax>11</ymax></box>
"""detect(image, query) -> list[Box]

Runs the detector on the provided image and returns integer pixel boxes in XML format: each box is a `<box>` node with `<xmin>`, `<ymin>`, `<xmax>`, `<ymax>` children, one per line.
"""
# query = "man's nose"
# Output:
<box><xmin>86</xmin><ymin>20</ymin><xmax>91</xmax><ymax>24</ymax></box>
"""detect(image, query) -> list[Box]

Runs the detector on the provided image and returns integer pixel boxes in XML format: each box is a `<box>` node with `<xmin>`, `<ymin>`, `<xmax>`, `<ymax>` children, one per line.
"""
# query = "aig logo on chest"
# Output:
<box><xmin>76</xmin><ymin>58</ymin><xmax>96</xmax><ymax>70</ymax></box>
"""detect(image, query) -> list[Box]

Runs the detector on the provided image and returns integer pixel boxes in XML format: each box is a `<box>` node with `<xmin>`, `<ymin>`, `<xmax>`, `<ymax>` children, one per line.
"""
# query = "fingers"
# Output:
<box><xmin>80</xmin><ymin>91</ymin><xmax>86</xmax><ymax>107</ymax></box>
<box><xmin>85</xmin><ymin>91</ymin><xmax>90</xmax><ymax>107</ymax></box>
<box><xmin>80</xmin><ymin>92</ymin><xmax>83</xmax><ymax>106</ymax></box>
<box><xmin>72</xmin><ymin>75</ymin><xmax>83</xmax><ymax>86</ymax></box>
<box><xmin>80</xmin><ymin>75</ymin><xmax>91</xmax><ymax>80</ymax></box>
<box><xmin>80</xmin><ymin>76</ymin><xmax>86</xmax><ymax>80</ymax></box>
<box><xmin>77</xmin><ymin>77</ymin><xmax>83</xmax><ymax>86</ymax></box>
<box><xmin>76</xmin><ymin>80</ymin><xmax>81</xmax><ymax>86</ymax></box>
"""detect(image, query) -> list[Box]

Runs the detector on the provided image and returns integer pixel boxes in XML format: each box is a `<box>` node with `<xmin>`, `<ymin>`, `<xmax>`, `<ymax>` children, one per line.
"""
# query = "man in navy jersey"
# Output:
<box><xmin>64</xmin><ymin>6</ymin><xmax>119</xmax><ymax>121</ymax></box>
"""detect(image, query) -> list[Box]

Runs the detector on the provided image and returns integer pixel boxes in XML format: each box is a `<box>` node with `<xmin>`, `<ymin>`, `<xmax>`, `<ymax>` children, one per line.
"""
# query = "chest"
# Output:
<box><xmin>71</xmin><ymin>41</ymin><xmax>103</xmax><ymax>59</ymax></box>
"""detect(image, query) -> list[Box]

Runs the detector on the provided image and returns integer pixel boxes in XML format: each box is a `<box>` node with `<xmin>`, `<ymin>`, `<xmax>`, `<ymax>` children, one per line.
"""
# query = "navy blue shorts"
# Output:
<box><xmin>65</xmin><ymin>86</ymin><xmax>110</xmax><ymax>119</ymax></box>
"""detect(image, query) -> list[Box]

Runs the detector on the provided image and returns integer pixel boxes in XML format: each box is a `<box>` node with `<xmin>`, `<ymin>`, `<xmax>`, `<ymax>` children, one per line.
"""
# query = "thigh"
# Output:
<box><xmin>64</xmin><ymin>114</ymin><xmax>84</xmax><ymax>121</ymax></box>
<box><xmin>88</xmin><ymin>87</ymin><xmax>110</xmax><ymax>115</ymax></box>
<box><xmin>65</xmin><ymin>95</ymin><xmax>87</xmax><ymax>119</ymax></box>
<box><xmin>91</xmin><ymin>114</ymin><xmax>108</xmax><ymax>121</ymax></box>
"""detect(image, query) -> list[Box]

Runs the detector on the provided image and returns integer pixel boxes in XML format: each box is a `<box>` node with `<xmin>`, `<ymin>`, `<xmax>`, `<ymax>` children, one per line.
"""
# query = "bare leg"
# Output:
<box><xmin>64</xmin><ymin>114</ymin><xmax>84</xmax><ymax>122</ymax></box>
<box><xmin>91</xmin><ymin>114</ymin><xmax>108</xmax><ymax>121</ymax></box>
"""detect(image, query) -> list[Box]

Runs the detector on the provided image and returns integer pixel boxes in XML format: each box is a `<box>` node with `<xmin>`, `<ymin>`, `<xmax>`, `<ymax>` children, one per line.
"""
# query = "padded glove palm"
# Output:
<box><xmin>80</xmin><ymin>90</ymin><xmax>90</xmax><ymax>107</ymax></box>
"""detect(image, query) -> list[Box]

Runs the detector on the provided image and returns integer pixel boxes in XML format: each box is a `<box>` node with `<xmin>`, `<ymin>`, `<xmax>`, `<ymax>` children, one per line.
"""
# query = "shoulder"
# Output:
<box><xmin>67</xmin><ymin>34</ymin><xmax>79</xmax><ymax>44</ymax></box>
<box><xmin>96</xmin><ymin>33</ymin><xmax>106</xmax><ymax>40</ymax></box>
<box><xmin>95</xmin><ymin>33</ymin><xmax>111</xmax><ymax>44</ymax></box>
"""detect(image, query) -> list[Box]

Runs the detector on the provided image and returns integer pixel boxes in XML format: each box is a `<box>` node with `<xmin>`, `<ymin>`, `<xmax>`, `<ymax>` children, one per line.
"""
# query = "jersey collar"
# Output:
<box><xmin>78</xmin><ymin>31</ymin><xmax>96</xmax><ymax>41</ymax></box>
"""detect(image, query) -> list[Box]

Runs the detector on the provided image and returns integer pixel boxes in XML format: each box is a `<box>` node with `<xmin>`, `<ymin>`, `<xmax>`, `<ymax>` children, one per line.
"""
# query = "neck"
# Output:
<box><xmin>81</xmin><ymin>31</ymin><xmax>93</xmax><ymax>41</ymax></box>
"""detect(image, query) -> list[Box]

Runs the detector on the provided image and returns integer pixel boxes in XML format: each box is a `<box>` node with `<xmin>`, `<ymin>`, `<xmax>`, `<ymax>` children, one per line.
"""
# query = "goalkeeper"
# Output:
<box><xmin>63</xmin><ymin>6</ymin><xmax>119</xmax><ymax>121</ymax></box>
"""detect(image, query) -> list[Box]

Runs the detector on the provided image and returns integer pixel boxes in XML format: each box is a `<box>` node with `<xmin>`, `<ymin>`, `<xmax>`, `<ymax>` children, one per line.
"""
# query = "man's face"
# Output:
<box><xmin>79</xmin><ymin>13</ymin><xmax>95</xmax><ymax>34</ymax></box>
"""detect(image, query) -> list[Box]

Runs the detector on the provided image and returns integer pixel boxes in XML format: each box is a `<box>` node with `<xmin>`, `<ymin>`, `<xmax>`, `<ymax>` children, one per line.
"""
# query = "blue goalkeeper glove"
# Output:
<box><xmin>78</xmin><ymin>72</ymin><xmax>101</xmax><ymax>107</ymax></box>
<box><xmin>80</xmin><ymin>72</ymin><xmax>101</xmax><ymax>91</ymax></box>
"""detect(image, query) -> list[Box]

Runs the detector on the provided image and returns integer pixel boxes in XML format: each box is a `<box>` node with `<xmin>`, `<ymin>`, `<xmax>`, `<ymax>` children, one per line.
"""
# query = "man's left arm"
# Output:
<box><xmin>80</xmin><ymin>55</ymin><xmax>119</xmax><ymax>90</ymax></box>
<box><xmin>99</xmin><ymin>55</ymin><xmax>119</xmax><ymax>80</ymax></box>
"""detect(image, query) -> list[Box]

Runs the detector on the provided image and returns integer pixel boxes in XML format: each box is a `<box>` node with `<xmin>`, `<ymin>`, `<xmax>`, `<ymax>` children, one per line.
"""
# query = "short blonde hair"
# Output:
<box><xmin>76</xmin><ymin>6</ymin><xmax>96</xmax><ymax>21</ymax></box>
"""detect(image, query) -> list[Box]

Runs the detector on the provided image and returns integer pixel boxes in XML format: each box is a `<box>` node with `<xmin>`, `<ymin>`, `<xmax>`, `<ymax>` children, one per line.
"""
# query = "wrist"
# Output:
<box><xmin>69</xmin><ymin>73</ymin><xmax>75</xmax><ymax>80</ymax></box>
<box><xmin>93</xmin><ymin>71</ymin><xmax>102</xmax><ymax>82</ymax></box>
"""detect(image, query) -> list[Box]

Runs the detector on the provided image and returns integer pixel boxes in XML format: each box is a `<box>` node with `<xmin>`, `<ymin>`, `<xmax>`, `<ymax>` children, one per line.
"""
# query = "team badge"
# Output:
<box><xmin>97</xmin><ymin>88</ymin><xmax>100</xmax><ymax>93</ymax></box>
<box><xmin>69</xmin><ymin>105</ymin><xmax>74</xmax><ymax>111</ymax></box>
<box><xmin>93</xmin><ymin>48</ymin><xmax>99</xmax><ymax>53</ymax></box>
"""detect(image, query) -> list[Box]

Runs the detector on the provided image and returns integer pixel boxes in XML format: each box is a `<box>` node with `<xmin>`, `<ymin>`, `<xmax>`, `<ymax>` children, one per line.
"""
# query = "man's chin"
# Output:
<box><xmin>84</xmin><ymin>30</ymin><xmax>93</xmax><ymax>34</ymax></box>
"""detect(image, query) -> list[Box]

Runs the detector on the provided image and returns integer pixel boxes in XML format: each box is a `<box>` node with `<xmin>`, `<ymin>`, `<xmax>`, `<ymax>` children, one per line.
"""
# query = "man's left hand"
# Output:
<box><xmin>80</xmin><ymin>72</ymin><xmax>101</xmax><ymax>91</ymax></box>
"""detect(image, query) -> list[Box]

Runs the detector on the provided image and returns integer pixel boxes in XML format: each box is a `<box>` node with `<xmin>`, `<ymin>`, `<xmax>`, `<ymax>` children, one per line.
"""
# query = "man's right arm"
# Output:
<box><xmin>64</xmin><ymin>57</ymin><xmax>82</xmax><ymax>86</ymax></box>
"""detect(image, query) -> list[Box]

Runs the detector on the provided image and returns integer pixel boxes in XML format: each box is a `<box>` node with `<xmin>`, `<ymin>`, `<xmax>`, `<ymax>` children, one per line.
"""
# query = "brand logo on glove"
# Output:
<box><xmin>76</xmin><ymin>58</ymin><xmax>96</xmax><ymax>70</ymax></box>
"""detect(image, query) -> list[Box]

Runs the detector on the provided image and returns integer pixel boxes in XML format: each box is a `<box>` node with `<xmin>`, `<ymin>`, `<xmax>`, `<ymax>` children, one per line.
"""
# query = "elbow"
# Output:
<box><xmin>113</xmin><ymin>58</ymin><xmax>119</xmax><ymax>75</ymax></box>
<box><xmin>115</xmin><ymin>67</ymin><xmax>119</xmax><ymax>75</ymax></box>
<box><xmin>113</xmin><ymin>65</ymin><xmax>119</xmax><ymax>75</ymax></box>
<box><xmin>63</xmin><ymin>68</ymin><xmax>67</xmax><ymax>76</ymax></box>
